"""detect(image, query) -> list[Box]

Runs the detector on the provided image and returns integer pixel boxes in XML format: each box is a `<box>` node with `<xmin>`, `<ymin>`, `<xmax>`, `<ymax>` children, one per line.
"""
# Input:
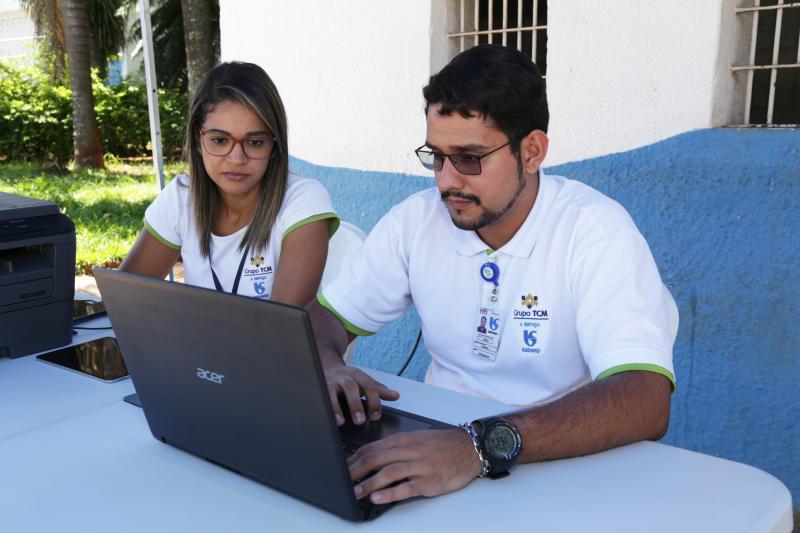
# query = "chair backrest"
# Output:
<box><xmin>321</xmin><ymin>221</ymin><xmax>367</xmax><ymax>289</ymax></box>
<box><xmin>322</xmin><ymin>221</ymin><xmax>367</xmax><ymax>363</ymax></box>
<box><xmin>663</xmin><ymin>284</ymin><xmax>679</xmax><ymax>344</ymax></box>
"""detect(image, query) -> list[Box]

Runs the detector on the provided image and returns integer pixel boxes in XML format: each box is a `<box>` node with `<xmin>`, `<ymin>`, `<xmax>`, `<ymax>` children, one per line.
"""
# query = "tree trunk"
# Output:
<box><xmin>60</xmin><ymin>0</ymin><xmax>104</xmax><ymax>169</ymax></box>
<box><xmin>181</xmin><ymin>0</ymin><xmax>215</xmax><ymax>103</ymax></box>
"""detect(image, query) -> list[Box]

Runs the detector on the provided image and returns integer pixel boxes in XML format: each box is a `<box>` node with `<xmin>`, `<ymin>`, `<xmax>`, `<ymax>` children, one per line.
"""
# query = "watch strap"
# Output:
<box><xmin>458</xmin><ymin>422</ymin><xmax>490</xmax><ymax>478</ymax></box>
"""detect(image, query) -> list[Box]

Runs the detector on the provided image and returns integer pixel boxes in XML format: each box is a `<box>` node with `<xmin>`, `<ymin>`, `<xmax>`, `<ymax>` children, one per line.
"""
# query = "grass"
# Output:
<box><xmin>0</xmin><ymin>160</ymin><xmax>186</xmax><ymax>273</ymax></box>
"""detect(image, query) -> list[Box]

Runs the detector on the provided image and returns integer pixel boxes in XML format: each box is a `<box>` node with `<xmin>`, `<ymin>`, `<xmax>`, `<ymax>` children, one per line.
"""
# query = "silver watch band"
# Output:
<box><xmin>458</xmin><ymin>422</ymin><xmax>491</xmax><ymax>478</ymax></box>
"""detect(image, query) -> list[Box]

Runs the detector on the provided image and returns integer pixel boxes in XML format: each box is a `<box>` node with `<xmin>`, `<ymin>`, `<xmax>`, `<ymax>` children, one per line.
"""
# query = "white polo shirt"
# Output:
<box><xmin>144</xmin><ymin>173</ymin><xmax>338</xmax><ymax>299</ymax></box>
<box><xmin>320</xmin><ymin>170</ymin><xmax>675</xmax><ymax>406</ymax></box>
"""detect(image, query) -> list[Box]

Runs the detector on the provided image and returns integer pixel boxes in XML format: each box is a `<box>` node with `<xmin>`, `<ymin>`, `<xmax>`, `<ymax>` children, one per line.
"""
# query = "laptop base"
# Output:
<box><xmin>123</xmin><ymin>393</ymin><xmax>141</xmax><ymax>407</ymax></box>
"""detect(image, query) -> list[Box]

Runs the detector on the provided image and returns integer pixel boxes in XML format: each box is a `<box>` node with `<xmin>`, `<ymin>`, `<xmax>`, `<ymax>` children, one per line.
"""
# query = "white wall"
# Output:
<box><xmin>713</xmin><ymin>0</ymin><xmax>751</xmax><ymax>126</ymax></box>
<box><xmin>546</xmin><ymin>0</ymin><xmax>727</xmax><ymax>165</ymax></box>
<box><xmin>220</xmin><ymin>0</ymin><xmax>434</xmax><ymax>175</ymax></box>
<box><xmin>220</xmin><ymin>0</ymin><xmax>739</xmax><ymax>171</ymax></box>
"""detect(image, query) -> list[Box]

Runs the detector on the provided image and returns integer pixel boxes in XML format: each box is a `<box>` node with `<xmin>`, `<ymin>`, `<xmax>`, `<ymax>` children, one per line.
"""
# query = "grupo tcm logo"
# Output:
<box><xmin>196</xmin><ymin>368</ymin><xmax>224</xmax><ymax>384</ymax></box>
<box><xmin>521</xmin><ymin>293</ymin><xmax>539</xmax><ymax>308</ymax></box>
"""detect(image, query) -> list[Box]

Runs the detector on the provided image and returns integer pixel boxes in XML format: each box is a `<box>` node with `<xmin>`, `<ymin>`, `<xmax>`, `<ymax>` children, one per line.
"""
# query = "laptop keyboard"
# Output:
<box><xmin>342</xmin><ymin>442</ymin><xmax>359</xmax><ymax>457</ymax></box>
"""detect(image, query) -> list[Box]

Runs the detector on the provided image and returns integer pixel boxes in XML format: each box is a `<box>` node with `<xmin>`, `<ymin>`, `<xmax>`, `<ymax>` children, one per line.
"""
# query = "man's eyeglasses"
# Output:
<box><xmin>414</xmin><ymin>141</ymin><xmax>512</xmax><ymax>176</ymax></box>
<box><xmin>200</xmin><ymin>130</ymin><xmax>276</xmax><ymax>160</ymax></box>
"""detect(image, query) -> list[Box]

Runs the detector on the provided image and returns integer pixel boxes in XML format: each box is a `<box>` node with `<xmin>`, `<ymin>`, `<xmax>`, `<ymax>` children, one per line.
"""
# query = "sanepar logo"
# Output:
<box><xmin>196</xmin><ymin>368</ymin><xmax>224</xmax><ymax>384</ymax></box>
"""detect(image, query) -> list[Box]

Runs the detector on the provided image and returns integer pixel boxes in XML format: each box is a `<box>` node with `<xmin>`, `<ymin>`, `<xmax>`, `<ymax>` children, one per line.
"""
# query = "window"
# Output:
<box><xmin>448</xmin><ymin>0</ymin><xmax>547</xmax><ymax>76</ymax></box>
<box><xmin>732</xmin><ymin>0</ymin><xmax>800</xmax><ymax>126</ymax></box>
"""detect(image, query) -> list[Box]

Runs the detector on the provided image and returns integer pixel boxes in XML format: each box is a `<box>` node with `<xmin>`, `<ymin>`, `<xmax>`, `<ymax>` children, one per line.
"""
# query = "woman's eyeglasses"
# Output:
<box><xmin>200</xmin><ymin>130</ymin><xmax>276</xmax><ymax>160</ymax></box>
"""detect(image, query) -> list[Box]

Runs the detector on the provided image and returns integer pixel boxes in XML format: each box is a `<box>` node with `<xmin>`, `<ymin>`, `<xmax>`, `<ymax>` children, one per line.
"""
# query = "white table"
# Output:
<box><xmin>0</xmin><ymin>315</ymin><xmax>793</xmax><ymax>532</ymax></box>
<box><xmin>0</xmin><ymin>313</ymin><xmax>132</xmax><ymax>442</ymax></box>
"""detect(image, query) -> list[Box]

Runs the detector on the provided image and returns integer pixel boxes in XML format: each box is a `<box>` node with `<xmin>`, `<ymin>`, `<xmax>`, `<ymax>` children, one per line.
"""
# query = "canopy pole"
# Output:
<box><xmin>138</xmin><ymin>0</ymin><xmax>172</xmax><ymax>281</ymax></box>
<box><xmin>138</xmin><ymin>0</ymin><xmax>165</xmax><ymax>191</ymax></box>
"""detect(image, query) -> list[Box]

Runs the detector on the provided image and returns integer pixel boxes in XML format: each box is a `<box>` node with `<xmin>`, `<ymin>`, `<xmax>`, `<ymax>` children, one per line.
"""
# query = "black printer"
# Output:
<box><xmin>0</xmin><ymin>192</ymin><xmax>75</xmax><ymax>358</ymax></box>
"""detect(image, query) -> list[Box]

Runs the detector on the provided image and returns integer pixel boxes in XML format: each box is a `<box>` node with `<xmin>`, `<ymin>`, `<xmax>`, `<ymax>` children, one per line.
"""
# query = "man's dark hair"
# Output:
<box><xmin>423</xmin><ymin>44</ymin><xmax>549</xmax><ymax>151</ymax></box>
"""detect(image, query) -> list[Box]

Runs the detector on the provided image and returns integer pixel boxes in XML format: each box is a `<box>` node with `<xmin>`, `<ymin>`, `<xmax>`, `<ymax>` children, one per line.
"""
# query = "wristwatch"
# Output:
<box><xmin>475</xmin><ymin>417</ymin><xmax>523</xmax><ymax>479</ymax></box>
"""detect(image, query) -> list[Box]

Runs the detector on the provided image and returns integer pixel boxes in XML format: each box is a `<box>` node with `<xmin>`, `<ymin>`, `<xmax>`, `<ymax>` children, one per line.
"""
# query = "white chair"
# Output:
<box><xmin>322</xmin><ymin>221</ymin><xmax>367</xmax><ymax>362</ymax></box>
<box><xmin>663</xmin><ymin>284</ymin><xmax>679</xmax><ymax>344</ymax></box>
<box><xmin>321</xmin><ymin>220</ymin><xmax>367</xmax><ymax>289</ymax></box>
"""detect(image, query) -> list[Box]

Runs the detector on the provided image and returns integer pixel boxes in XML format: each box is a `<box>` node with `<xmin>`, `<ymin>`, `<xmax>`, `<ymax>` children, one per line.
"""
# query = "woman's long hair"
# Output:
<box><xmin>184</xmin><ymin>61</ymin><xmax>289</xmax><ymax>257</ymax></box>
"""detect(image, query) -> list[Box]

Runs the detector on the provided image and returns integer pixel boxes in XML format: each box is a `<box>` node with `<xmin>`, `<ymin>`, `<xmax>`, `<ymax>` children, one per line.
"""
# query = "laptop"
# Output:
<box><xmin>93</xmin><ymin>268</ymin><xmax>451</xmax><ymax>522</ymax></box>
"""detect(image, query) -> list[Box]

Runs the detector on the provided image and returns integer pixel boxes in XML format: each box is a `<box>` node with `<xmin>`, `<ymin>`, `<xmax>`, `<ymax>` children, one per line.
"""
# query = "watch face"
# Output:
<box><xmin>485</xmin><ymin>424</ymin><xmax>519</xmax><ymax>460</ymax></box>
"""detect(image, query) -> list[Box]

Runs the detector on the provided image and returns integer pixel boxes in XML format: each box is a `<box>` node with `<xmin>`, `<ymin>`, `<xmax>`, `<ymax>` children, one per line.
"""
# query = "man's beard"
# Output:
<box><xmin>441</xmin><ymin>167</ymin><xmax>527</xmax><ymax>231</ymax></box>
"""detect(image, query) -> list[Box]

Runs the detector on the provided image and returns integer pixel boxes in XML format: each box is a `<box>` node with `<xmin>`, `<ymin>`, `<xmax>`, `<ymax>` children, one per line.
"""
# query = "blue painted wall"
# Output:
<box><xmin>290</xmin><ymin>128</ymin><xmax>800</xmax><ymax>505</ymax></box>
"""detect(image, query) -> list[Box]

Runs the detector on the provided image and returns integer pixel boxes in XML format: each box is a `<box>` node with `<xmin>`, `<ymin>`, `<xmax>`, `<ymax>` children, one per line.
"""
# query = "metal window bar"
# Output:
<box><xmin>460</xmin><ymin>0</ymin><xmax>465</xmax><ymax>52</ymax></box>
<box><xmin>474</xmin><ymin>0</ymin><xmax>479</xmax><ymax>47</ymax></box>
<box><xmin>450</xmin><ymin>0</ymin><xmax>547</xmax><ymax>76</ymax></box>
<box><xmin>733</xmin><ymin>0</ymin><xmax>800</xmax><ymax>126</ymax></box>
<box><xmin>502</xmin><ymin>0</ymin><xmax>508</xmax><ymax>46</ymax></box>
<box><xmin>532</xmin><ymin>0</ymin><xmax>538</xmax><ymax>67</ymax></box>
<box><xmin>736</xmin><ymin>1</ymin><xmax>800</xmax><ymax>12</ymax></box>
<box><xmin>489</xmin><ymin>0</ymin><xmax>494</xmax><ymax>44</ymax></box>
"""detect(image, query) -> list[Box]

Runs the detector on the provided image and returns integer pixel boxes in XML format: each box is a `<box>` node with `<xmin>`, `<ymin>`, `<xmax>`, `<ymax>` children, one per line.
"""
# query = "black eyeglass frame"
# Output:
<box><xmin>414</xmin><ymin>140</ymin><xmax>513</xmax><ymax>176</ymax></box>
<box><xmin>199</xmin><ymin>129</ymin><xmax>277</xmax><ymax>160</ymax></box>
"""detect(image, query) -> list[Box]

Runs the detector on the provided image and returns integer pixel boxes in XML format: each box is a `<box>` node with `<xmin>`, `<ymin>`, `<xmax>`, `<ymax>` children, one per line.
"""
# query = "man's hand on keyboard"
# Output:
<box><xmin>324</xmin><ymin>363</ymin><xmax>399</xmax><ymax>426</ymax></box>
<box><xmin>348</xmin><ymin>428</ymin><xmax>483</xmax><ymax>504</ymax></box>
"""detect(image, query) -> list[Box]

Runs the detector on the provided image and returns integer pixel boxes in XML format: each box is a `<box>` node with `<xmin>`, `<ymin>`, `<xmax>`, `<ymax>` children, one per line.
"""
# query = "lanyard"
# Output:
<box><xmin>480</xmin><ymin>260</ymin><xmax>500</xmax><ymax>292</ymax></box>
<box><xmin>472</xmin><ymin>256</ymin><xmax>505</xmax><ymax>362</ymax></box>
<box><xmin>209</xmin><ymin>243</ymin><xmax>250</xmax><ymax>295</ymax></box>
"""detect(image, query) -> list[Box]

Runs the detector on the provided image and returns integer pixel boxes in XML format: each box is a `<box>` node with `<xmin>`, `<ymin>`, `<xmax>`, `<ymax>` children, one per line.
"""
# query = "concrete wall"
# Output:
<box><xmin>220</xmin><ymin>0</ymin><xmax>433</xmax><ymax>175</ymax></box>
<box><xmin>220</xmin><ymin>0</ymin><xmax>747</xmax><ymax>169</ymax></box>
<box><xmin>546</xmin><ymin>0</ymin><xmax>743</xmax><ymax>163</ymax></box>
<box><xmin>291</xmin><ymin>128</ymin><xmax>800</xmax><ymax>506</ymax></box>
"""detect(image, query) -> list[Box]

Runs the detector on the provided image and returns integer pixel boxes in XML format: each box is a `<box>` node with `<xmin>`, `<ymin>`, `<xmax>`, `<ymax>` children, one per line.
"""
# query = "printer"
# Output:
<box><xmin>0</xmin><ymin>192</ymin><xmax>75</xmax><ymax>358</ymax></box>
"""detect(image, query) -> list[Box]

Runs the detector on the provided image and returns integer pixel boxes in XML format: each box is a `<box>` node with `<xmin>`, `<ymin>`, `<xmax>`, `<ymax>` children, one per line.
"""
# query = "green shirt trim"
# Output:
<box><xmin>596</xmin><ymin>363</ymin><xmax>676</xmax><ymax>391</ymax></box>
<box><xmin>143</xmin><ymin>220</ymin><xmax>180</xmax><ymax>250</ymax></box>
<box><xmin>317</xmin><ymin>292</ymin><xmax>374</xmax><ymax>337</ymax></box>
<box><xmin>282</xmin><ymin>212</ymin><xmax>340</xmax><ymax>241</ymax></box>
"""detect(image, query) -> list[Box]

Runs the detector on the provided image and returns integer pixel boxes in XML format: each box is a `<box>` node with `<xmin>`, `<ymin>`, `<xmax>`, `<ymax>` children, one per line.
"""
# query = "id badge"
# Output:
<box><xmin>472</xmin><ymin>256</ymin><xmax>506</xmax><ymax>362</ymax></box>
<box><xmin>472</xmin><ymin>306</ymin><xmax>503</xmax><ymax>361</ymax></box>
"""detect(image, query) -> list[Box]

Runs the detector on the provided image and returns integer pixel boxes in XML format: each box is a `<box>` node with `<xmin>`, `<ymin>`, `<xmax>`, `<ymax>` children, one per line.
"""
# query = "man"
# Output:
<box><xmin>307</xmin><ymin>44</ymin><xmax>675</xmax><ymax>505</ymax></box>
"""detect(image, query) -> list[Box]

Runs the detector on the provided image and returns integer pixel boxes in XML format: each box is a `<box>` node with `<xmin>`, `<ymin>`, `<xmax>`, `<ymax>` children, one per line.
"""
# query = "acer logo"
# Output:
<box><xmin>196</xmin><ymin>368</ymin><xmax>224</xmax><ymax>384</ymax></box>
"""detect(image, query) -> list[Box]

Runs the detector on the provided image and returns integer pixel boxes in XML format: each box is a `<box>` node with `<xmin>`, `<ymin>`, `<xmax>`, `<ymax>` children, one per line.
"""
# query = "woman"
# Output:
<box><xmin>120</xmin><ymin>62</ymin><xmax>338</xmax><ymax>306</ymax></box>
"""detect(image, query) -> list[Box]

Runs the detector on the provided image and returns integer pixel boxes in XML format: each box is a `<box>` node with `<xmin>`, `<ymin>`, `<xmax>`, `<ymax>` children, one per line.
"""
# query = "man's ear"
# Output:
<box><xmin>519</xmin><ymin>130</ymin><xmax>548</xmax><ymax>175</ymax></box>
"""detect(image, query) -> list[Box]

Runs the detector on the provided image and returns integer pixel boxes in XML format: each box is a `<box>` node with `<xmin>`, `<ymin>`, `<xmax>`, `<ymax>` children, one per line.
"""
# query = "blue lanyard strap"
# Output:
<box><xmin>210</xmin><ymin>243</ymin><xmax>250</xmax><ymax>295</ymax></box>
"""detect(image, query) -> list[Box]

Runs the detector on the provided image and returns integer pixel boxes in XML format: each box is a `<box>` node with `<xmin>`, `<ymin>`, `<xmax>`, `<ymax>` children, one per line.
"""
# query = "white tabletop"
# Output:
<box><xmin>0</xmin><ymin>313</ymin><xmax>135</xmax><ymax>442</ymax></box>
<box><xmin>0</xmin><ymin>316</ymin><xmax>793</xmax><ymax>532</ymax></box>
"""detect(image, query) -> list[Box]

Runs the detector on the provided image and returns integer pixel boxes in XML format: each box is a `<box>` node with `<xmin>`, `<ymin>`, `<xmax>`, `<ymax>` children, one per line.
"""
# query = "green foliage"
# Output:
<box><xmin>0</xmin><ymin>61</ymin><xmax>187</xmax><ymax>165</ymax></box>
<box><xmin>19</xmin><ymin>0</ymin><xmax>67</xmax><ymax>83</ymax></box>
<box><xmin>86</xmin><ymin>0</ymin><xmax>128</xmax><ymax>79</ymax></box>
<box><xmin>92</xmin><ymin>70</ymin><xmax>188</xmax><ymax>158</ymax></box>
<box><xmin>0</xmin><ymin>62</ymin><xmax>73</xmax><ymax>164</ymax></box>
<box><xmin>128</xmin><ymin>0</ymin><xmax>220</xmax><ymax>91</ymax></box>
<box><xmin>0</xmin><ymin>161</ymin><xmax>186</xmax><ymax>273</ymax></box>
